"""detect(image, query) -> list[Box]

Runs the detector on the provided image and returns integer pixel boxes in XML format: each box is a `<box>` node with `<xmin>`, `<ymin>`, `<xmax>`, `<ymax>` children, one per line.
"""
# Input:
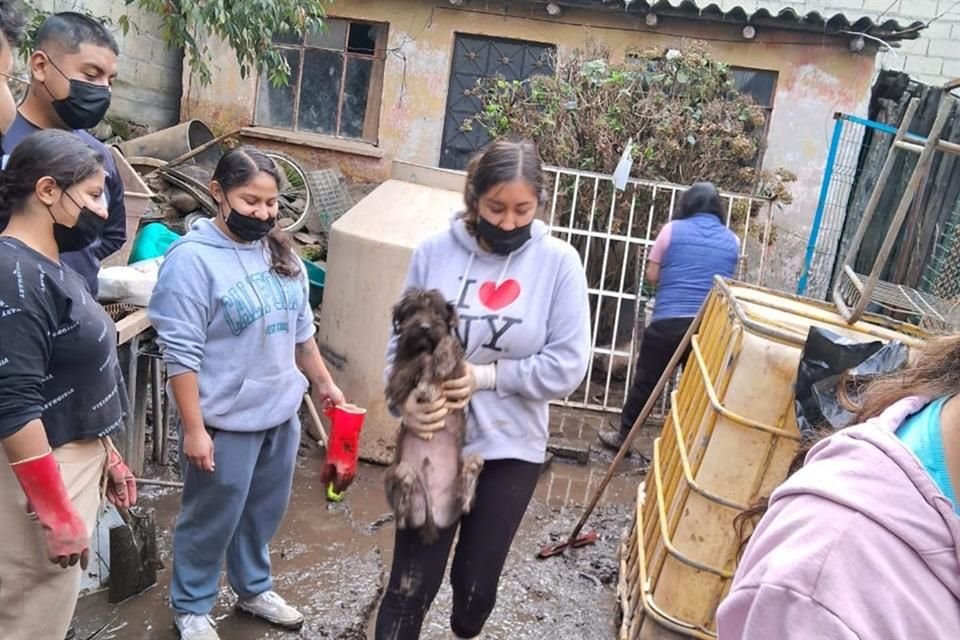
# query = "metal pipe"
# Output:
<box><xmin>151</xmin><ymin>358</ymin><xmax>164</xmax><ymax>465</ymax></box>
<box><xmin>135</xmin><ymin>478</ymin><xmax>183</xmax><ymax>488</ymax></box>
<box><xmin>560</xmin><ymin>302</ymin><xmax>707</xmax><ymax>551</ymax></box>
<box><xmin>798</xmin><ymin>115</ymin><xmax>844</xmax><ymax>296</ymax></box>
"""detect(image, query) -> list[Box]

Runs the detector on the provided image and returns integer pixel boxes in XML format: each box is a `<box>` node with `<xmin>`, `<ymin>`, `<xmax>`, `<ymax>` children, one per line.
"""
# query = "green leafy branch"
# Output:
<box><xmin>22</xmin><ymin>0</ymin><xmax>328</xmax><ymax>87</ymax></box>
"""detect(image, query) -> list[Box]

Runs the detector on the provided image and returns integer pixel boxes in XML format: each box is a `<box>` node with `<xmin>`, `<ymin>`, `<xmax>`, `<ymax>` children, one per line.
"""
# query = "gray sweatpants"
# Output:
<box><xmin>171</xmin><ymin>417</ymin><xmax>300</xmax><ymax>614</ymax></box>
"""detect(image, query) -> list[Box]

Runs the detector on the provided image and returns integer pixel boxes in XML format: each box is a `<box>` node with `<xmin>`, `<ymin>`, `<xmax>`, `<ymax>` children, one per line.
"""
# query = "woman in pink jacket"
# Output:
<box><xmin>718</xmin><ymin>335</ymin><xmax>960</xmax><ymax>639</ymax></box>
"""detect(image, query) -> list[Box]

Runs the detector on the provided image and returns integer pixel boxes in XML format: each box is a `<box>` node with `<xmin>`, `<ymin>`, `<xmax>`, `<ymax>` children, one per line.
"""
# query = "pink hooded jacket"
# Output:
<box><xmin>718</xmin><ymin>397</ymin><xmax>960</xmax><ymax>640</ymax></box>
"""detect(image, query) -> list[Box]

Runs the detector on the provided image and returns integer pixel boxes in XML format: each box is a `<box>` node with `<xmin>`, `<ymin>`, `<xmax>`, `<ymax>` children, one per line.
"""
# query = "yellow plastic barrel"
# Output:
<box><xmin>618</xmin><ymin>279</ymin><xmax>926</xmax><ymax>640</ymax></box>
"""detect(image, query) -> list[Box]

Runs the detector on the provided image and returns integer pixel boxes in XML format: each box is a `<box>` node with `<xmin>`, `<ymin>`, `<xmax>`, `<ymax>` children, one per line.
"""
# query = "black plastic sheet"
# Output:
<box><xmin>795</xmin><ymin>326</ymin><xmax>909</xmax><ymax>435</ymax></box>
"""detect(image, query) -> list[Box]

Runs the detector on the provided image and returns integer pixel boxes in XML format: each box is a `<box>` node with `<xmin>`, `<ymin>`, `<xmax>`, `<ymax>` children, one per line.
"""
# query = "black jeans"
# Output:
<box><xmin>375</xmin><ymin>458</ymin><xmax>541</xmax><ymax>640</ymax></box>
<box><xmin>619</xmin><ymin>317</ymin><xmax>694</xmax><ymax>434</ymax></box>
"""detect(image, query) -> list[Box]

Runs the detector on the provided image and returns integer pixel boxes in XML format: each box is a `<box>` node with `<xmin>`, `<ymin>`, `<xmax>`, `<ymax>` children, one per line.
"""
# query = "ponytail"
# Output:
<box><xmin>265</xmin><ymin>227</ymin><xmax>300</xmax><ymax>278</ymax></box>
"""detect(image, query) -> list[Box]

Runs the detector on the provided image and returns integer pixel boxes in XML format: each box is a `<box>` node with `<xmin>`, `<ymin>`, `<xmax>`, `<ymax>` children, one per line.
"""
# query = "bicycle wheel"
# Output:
<box><xmin>265</xmin><ymin>151</ymin><xmax>313</xmax><ymax>233</ymax></box>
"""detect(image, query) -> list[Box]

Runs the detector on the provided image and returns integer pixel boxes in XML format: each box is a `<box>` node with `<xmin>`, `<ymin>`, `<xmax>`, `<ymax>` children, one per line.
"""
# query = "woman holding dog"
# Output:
<box><xmin>376</xmin><ymin>139</ymin><xmax>592</xmax><ymax>639</ymax></box>
<box><xmin>148</xmin><ymin>146</ymin><xmax>344</xmax><ymax>640</ymax></box>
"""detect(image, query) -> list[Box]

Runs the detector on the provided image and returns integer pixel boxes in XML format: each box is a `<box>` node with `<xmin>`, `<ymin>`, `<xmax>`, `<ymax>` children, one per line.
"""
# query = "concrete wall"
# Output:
<box><xmin>726</xmin><ymin>1</ymin><xmax>960</xmax><ymax>86</ymax></box>
<box><xmin>35</xmin><ymin>0</ymin><xmax>181</xmax><ymax>128</ymax></box>
<box><xmin>182</xmin><ymin>0</ymin><xmax>881</xmax><ymax>291</ymax></box>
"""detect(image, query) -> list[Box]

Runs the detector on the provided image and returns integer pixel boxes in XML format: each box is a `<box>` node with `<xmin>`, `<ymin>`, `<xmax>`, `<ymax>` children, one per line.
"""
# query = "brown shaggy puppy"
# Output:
<box><xmin>385</xmin><ymin>289</ymin><xmax>484</xmax><ymax>543</ymax></box>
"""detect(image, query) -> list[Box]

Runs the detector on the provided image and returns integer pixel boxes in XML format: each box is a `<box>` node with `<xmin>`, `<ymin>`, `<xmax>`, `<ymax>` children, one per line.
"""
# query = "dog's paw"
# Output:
<box><xmin>459</xmin><ymin>454</ymin><xmax>484</xmax><ymax>514</ymax></box>
<box><xmin>385</xmin><ymin>462</ymin><xmax>418</xmax><ymax>521</ymax></box>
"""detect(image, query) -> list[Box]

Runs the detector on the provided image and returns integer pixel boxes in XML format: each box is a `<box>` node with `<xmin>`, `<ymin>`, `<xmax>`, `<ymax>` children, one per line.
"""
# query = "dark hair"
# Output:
<box><xmin>676</xmin><ymin>181</ymin><xmax>725</xmax><ymax>223</ymax></box>
<box><xmin>0</xmin><ymin>128</ymin><xmax>104</xmax><ymax>221</ymax></box>
<box><xmin>212</xmin><ymin>146</ymin><xmax>300</xmax><ymax>278</ymax></box>
<box><xmin>0</xmin><ymin>0</ymin><xmax>27</xmax><ymax>50</ymax></box>
<box><xmin>36</xmin><ymin>11</ymin><xmax>119</xmax><ymax>55</ymax></box>
<box><xmin>734</xmin><ymin>334</ymin><xmax>960</xmax><ymax>556</ymax></box>
<box><xmin>461</xmin><ymin>139</ymin><xmax>546</xmax><ymax>236</ymax></box>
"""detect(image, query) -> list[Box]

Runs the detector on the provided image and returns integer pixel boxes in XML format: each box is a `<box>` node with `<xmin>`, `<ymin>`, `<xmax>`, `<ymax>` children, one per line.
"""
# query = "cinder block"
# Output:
<box><xmin>929</xmin><ymin>38</ymin><xmax>960</xmax><ymax>59</ymax></box>
<box><xmin>943</xmin><ymin>58</ymin><xmax>960</xmax><ymax>78</ymax></box>
<box><xmin>863</xmin><ymin>0</ymin><xmax>898</xmax><ymax>11</ymax></box>
<box><xmin>905</xmin><ymin>0</ymin><xmax>941</xmax><ymax>18</ymax></box>
<box><xmin>904</xmin><ymin>54</ymin><xmax>944</xmax><ymax>76</ymax></box>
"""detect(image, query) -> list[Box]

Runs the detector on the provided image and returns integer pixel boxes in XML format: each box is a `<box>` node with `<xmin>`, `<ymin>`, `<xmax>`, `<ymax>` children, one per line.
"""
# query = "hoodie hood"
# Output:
<box><xmin>169</xmin><ymin>217</ymin><xmax>264</xmax><ymax>252</ymax></box>
<box><xmin>773</xmin><ymin>396</ymin><xmax>960</xmax><ymax>599</ymax></box>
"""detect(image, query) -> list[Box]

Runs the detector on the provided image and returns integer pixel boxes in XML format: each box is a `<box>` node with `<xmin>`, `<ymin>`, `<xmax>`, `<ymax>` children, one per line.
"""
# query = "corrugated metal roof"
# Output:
<box><xmin>550</xmin><ymin>1</ymin><xmax>926</xmax><ymax>41</ymax></box>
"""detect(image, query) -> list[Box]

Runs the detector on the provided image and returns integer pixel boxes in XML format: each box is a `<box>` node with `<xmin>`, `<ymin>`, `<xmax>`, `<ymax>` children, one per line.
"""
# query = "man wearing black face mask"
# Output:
<box><xmin>0</xmin><ymin>11</ymin><xmax>124</xmax><ymax>296</ymax></box>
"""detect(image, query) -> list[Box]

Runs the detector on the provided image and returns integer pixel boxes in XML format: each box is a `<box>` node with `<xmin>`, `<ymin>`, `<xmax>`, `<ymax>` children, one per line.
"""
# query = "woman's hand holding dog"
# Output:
<box><xmin>402</xmin><ymin>391</ymin><xmax>448</xmax><ymax>440</ymax></box>
<box><xmin>442</xmin><ymin>363</ymin><xmax>497</xmax><ymax>410</ymax></box>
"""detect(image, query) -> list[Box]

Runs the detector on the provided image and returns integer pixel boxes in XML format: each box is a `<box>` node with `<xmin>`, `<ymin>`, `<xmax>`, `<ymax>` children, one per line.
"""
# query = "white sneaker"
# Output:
<box><xmin>174</xmin><ymin>613</ymin><xmax>220</xmax><ymax>640</ymax></box>
<box><xmin>237</xmin><ymin>590</ymin><xmax>305</xmax><ymax>629</ymax></box>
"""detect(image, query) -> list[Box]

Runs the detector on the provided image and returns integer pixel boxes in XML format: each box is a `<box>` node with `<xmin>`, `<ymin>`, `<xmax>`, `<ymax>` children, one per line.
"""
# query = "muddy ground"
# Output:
<box><xmin>74</xmin><ymin>413</ymin><xmax>653</xmax><ymax>640</ymax></box>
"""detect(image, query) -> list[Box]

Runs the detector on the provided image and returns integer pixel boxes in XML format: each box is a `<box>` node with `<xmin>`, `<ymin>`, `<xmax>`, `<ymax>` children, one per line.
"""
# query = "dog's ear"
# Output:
<box><xmin>392</xmin><ymin>295</ymin><xmax>412</xmax><ymax>334</ymax></box>
<box><xmin>445</xmin><ymin>301</ymin><xmax>458</xmax><ymax>330</ymax></box>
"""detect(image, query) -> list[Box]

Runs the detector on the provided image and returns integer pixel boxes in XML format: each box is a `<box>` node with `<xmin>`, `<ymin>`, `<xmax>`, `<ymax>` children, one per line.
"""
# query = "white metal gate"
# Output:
<box><xmin>542</xmin><ymin>166</ymin><xmax>776</xmax><ymax>414</ymax></box>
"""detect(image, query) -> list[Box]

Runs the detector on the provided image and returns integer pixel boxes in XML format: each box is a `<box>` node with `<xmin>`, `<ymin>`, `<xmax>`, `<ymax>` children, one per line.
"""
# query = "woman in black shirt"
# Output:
<box><xmin>0</xmin><ymin>129</ymin><xmax>136</xmax><ymax>639</ymax></box>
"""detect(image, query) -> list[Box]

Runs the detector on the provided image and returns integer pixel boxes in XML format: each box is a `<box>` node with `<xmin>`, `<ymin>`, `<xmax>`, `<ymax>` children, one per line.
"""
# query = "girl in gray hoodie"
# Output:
<box><xmin>375</xmin><ymin>140</ymin><xmax>592</xmax><ymax>639</ymax></box>
<box><xmin>148</xmin><ymin>147</ymin><xmax>344</xmax><ymax>640</ymax></box>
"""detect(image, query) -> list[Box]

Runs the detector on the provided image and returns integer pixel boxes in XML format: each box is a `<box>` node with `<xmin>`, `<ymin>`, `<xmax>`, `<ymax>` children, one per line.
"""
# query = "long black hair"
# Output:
<box><xmin>461</xmin><ymin>139</ymin><xmax>547</xmax><ymax>236</ymax></box>
<box><xmin>676</xmin><ymin>181</ymin><xmax>725</xmax><ymax>223</ymax></box>
<box><xmin>211</xmin><ymin>146</ymin><xmax>300</xmax><ymax>278</ymax></box>
<box><xmin>0</xmin><ymin>129</ymin><xmax>104</xmax><ymax>221</ymax></box>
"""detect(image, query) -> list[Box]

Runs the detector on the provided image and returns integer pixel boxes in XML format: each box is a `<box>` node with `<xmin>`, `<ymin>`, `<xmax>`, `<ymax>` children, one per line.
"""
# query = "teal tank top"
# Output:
<box><xmin>896</xmin><ymin>396</ymin><xmax>960</xmax><ymax>515</ymax></box>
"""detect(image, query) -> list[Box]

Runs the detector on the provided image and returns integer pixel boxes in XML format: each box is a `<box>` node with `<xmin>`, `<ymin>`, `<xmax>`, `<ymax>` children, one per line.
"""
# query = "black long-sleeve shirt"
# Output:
<box><xmin>1</xmin><ymin>113</ymin><xmax>127</xmax><ymax>296</ymax></box>
<box><xmin>0</xmin><ymin>237</ymin><xmax>127</xmax><ymax>447</ymax></box>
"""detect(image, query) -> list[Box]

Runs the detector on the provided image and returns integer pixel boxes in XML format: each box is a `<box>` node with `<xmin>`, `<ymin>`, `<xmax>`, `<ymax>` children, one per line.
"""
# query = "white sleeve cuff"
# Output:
<box><xmin>473</xmin><ymin>363</ymin><xmax>497</xmax><ymax>390</ymax></box>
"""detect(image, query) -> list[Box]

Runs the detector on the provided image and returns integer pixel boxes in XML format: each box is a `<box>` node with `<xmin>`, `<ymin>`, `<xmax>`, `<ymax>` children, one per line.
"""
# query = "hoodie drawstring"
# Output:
<box><xmin>455</xmin><ymin>252</ymin><xmax>476</xmax><ymax>309</ymax></box>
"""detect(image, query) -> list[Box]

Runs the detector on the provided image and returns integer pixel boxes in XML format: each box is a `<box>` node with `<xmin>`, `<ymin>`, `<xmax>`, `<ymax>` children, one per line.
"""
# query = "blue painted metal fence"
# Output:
<box><xmin>797</xmin><ymin>113</ymin><xmax>897</xmax><ymax>299</ymax></box>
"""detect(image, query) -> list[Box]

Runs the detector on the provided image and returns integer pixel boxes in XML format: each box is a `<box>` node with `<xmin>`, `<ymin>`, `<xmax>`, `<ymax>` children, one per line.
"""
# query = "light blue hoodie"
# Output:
<box><xmin>148</xmin><ymin>219</ymin><xmax>314</xmax><ymax>432</ymax></box>
<box><xmin>386</xmin><ymin>217</ymin><xmax>591</xmax><ymax>464</ymax></box>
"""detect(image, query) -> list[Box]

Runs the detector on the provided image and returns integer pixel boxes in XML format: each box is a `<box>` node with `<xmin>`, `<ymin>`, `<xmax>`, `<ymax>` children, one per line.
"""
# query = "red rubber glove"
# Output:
<box><xmin>105</xmin><ymin>446</ymin><xmax>137</xmax><ymax>509</ymax></box>
<box><xmin>10</xmin><ymin>451</ymin><xmax>90</xmax><ymax>569</ymax></box>
<box><xmin>320</xmin><ymin>404</ymin><xmax>366</xmax><ymax>494</ymax></box>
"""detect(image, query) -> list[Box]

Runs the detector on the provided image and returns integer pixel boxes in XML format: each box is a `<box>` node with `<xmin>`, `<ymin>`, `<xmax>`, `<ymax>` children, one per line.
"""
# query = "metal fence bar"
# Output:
<box><xmin>797</xmin><ymin>111</ymin><xmax>947</xmax><ymax>301</ymax></box>
<box><xmin>798</xmin><ymin>115</ymin><xmax>844</xmax><ymax>296</ymax></box>
<box><xmin>616</xmin><ymin>190</ymin><xmax>642</xmax><ymax>410</ymax></box>
<box><xmin>541</xmin><ymin>166</ymin><xmax>774</xmax><ymax>413</ymax></box>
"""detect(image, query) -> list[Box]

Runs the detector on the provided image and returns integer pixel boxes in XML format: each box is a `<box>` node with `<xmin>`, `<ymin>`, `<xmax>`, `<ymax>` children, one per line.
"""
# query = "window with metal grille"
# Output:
<box><xmin>730</xmin><ymin>66</ymin><xmax>778</xmax><ymax>164</ymax></box>
<box><xmin>730</xmin><ymin>66</ymin><xmax>777</xmax><ymax>125</ymax></box>
<box><xmin>255</xmin><ymin>18</ymin><xmax>388</xmax><ymax>143</ymax></box>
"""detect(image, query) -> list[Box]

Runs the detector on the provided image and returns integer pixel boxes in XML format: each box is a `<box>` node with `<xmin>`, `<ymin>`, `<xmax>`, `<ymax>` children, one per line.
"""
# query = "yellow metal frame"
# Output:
<box><xmin>618</xmin><ymin>279</ymin><xmax>924</xmax><ymax>640</ymax></box>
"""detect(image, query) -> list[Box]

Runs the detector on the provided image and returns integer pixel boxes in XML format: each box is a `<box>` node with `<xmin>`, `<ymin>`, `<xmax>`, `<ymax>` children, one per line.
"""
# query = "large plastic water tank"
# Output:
<box><xmin>317</xmin><ymin>180</ymin><xmax>463</xmax><ymax>464</ymax></box>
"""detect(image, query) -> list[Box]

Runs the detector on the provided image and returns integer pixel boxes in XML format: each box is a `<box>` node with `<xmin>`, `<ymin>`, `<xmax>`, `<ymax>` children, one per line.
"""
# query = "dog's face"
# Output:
<box><xmin>392</xmin><ymin>288</ymin><xmax>458</xmax><ymax>355</ymax></box>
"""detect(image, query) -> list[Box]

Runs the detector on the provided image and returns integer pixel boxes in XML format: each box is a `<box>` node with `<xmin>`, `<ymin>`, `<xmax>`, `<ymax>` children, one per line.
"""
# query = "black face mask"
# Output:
<box><xmin>41</xmin><ymin>54</ymin><xmax>111</xmax><ymax>130</ymax></box>
<box><xmin>477</xmin><ymin>217</ymin><xmax>532</xmax><ymax>256</ymax></box>
<box><xmin>49</xmin><ymin>191</ymin><xmax>106</xmax><ymax>253</ymax></box>
<box><xmin>225</xmin><ymin>207</ymin><xmax>275</xmax><ymax>242</ymax></box>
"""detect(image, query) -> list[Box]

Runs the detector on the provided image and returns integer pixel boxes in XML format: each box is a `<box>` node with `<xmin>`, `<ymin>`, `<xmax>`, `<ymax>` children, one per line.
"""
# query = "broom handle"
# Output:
<box><xmin>303</xmin><ymin>393</ymin><xmax>329</xmax><ymax>446</ymax></box>
<box><xmin>564</xmin><ymin>303</ymin><xmax>705</xmax><ymax>547</ymax></box>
